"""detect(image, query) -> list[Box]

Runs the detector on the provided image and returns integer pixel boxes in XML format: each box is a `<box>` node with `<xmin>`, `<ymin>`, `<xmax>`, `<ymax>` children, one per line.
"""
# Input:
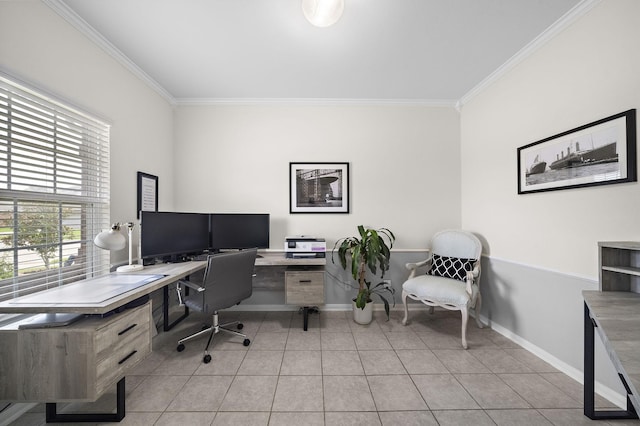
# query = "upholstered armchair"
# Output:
<box><xmin>401</xmin><ymin>229</ymin><xmax>483</xmax><ymax>349</ymax></box>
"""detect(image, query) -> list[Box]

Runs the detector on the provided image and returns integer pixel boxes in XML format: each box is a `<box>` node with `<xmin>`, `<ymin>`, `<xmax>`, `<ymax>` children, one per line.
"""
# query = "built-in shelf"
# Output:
<box><xmin>601</xmin><ymin>265</ymin><xmax>640</xmax><ymax>277</ymax></box>
<box><xmin>599</xmin><ymin>242</ymin><xmax>640</xmax><ymax>292</ymax></box>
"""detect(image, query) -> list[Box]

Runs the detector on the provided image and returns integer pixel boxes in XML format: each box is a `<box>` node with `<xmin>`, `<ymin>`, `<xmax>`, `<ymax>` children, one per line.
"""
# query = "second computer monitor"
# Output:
<box><xmin>209</xmin><ymin>213</ymin><xmax>269</xmax><ymax>252</ymax></box>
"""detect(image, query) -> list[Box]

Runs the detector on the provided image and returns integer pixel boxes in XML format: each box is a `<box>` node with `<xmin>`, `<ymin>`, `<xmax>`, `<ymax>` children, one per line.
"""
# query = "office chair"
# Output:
<box><xmin>401</xmin><ymin>230</ymin><xmax>483</xmax><ymax>349</ymax></box>
<box><xmin>175</xmin><ymin>248</ymin><xmax>257</xmax><ymax>363</ymax></box>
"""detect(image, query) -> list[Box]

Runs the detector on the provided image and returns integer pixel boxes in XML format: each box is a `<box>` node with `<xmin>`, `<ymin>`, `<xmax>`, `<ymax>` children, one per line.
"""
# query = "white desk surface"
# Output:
<box><xmin>255</xmin><ymin>251</ymin><xmax>326</xmax><ymax>266</ymax></box>
<box><xmin>0</xmin><ymin>251</ymin><xmax>325</xmax><ymax>315</ymax></box>
<box><xmin>0</xmin><ymin>261</ymin><xmax>207</xmax><ymax>315</ymax></box>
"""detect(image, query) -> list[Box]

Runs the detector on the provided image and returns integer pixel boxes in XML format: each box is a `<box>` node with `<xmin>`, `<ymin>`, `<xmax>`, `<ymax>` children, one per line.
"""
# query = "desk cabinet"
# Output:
<box><xmin>285</xmin><ymin>267</ymin><xmax>325</xmax><ymax>306</ymax></box>
<box><xmin>0</xmin><ymin>302</ymin><xmax>152</xmax><ymax>402</ymax></box>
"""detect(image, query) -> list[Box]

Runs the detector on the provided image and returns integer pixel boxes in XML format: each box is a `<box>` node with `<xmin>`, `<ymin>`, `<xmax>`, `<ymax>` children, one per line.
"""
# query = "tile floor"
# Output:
<box><xmin>9</xmin><ymin>308</ymin><xmax>640</xmax><ymax>426</ymax></box>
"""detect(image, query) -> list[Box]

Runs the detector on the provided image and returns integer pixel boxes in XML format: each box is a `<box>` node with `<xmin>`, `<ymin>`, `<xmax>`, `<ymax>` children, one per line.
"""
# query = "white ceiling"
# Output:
<box><xmin>52</xmin><ymin>0</ymin><xmax>584</xmax><ymax>104</ymax></box>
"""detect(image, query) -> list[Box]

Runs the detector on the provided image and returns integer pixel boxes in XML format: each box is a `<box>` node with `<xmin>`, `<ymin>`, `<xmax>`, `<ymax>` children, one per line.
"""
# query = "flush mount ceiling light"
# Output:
<box><xmin>302</xmin><ymin>0</ymin><xmax>345</xmax><ymax>28</ymax></box>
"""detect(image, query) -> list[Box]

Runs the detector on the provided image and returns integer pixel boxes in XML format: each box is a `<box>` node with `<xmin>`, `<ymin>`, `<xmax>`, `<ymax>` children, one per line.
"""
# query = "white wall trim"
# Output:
<box><xmin>458</xmin><ymin>0</ymin><xmax>602</xmax><ymax>108</ymax></box>
<box><xmin>230</xmin><ymin>300</ymin><xmax>624</xmax><ymax>406</ymax></box>
<box><xmin>481</xmin><ymin>313</ymin><xmax>626</xmax><ymax>409</ymax></box>
<box><xmin>43</xmin><ymin>0</ymin><xmax>176</xmax><ymax>106</ymax></box>
<box><xmin>42</xmin><ymin>0</ymin><xmax>599</xmax><ymax>110</ymax></box>
<box><xmin>174</xmin><ymin>98</ymin><xmax>459</xmax><ymax>108</ymax></box>
<box><xmin>484</xmin><ymin>254</ymin><xmax>599</xmax><ymax>284</ymax></box>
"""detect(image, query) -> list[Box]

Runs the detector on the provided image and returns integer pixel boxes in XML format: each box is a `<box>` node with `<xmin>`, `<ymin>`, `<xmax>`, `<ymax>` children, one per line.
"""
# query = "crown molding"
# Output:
<box><xmin>175</xmin><ymin>97</ymin><xmax>459</xmax><ymax>108</ymax></box>
<box><xmin>44</xmin><ymin>0</ymin><xmax>598</xmax><ymax>109</ymax></box>
<box><xmin>43</xmin><ymin>0</ymin><xmax>176</xmax><ymax>105</ymax></box>
<box><xmin>457</xmin><ymin>0</ymin><xmax>601</xmax><ymax>108</ymax></box>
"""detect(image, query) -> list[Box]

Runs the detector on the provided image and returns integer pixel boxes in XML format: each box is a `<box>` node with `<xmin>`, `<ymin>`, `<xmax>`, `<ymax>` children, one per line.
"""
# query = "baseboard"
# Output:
<box><xmin>480</xmin><ymin>313</ymin><xmax>626</xmax><ymax>409</ymax></box>
<box><xmin>225</xmin><ymin>303</ymin><xmax>431</xmax><ymax>312</ymax></box>
<box><xmin>172</xmin><ymin>302</ymin><xmax>623</xmax><ymax>405</ymax></box>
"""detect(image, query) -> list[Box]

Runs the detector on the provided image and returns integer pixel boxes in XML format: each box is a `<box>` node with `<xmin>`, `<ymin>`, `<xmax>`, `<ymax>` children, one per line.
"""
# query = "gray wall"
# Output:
<box><xmin>460</xmin><ymin>0</ymin><xmax>640</xmax><ymax>405</ymax></box>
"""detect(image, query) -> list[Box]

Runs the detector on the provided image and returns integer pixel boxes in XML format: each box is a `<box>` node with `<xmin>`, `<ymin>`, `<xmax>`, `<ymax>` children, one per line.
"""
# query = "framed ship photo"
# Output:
<box><xmin>290</xmin><ymin>162</ymin><xmax>349</xmax><ymax>213</ymax></box>
<box><xmin>517</xmin><ymin>109</ymin><xmax>636</xmax><ymax>194</ymax></box>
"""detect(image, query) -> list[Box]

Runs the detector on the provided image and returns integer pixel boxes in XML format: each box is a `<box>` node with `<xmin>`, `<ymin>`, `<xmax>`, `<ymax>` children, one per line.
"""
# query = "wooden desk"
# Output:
<box><xmin>0</xmin><ymin>261</ymin><xmax>207</xmax><ymax>423</ymax></box>
<box><xmin>0</xmin><ymin>252</ymin><xmax>326</xmax><ymax>422</ymax></box>
<box><xmin>583</xmin><ymin>291</ymin><xmax>640</xmax><ymax>420</ymax></box>
<box><xmin>256</xmin><ymin>252</ymin><xmax>326</xmax><ymax>330</ymax></box>
<box><xmin>255</xmin><ymin>251</ymin><xmax>326</xmax><ymax>267</ymax></box>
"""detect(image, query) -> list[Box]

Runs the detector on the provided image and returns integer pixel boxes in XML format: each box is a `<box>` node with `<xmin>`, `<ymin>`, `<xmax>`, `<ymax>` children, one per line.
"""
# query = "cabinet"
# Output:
<box><xmin>599</xmin><ymin>241</ymin><xmax>640</xmax><ymax>291</ymax></box>
<box><xmin>0</xmin><ymin>302</ymin><xmax>152</xmax><ymax>402</ymax></box>
<box><xmin>285</xmin><ymin>267</ymin><xmax>325</xmax><ymax>306</ymax></box>
<box><xmin>285</xmin><ymin>266</ymin><xmax>325</xmax><ymax>330</ymax></box>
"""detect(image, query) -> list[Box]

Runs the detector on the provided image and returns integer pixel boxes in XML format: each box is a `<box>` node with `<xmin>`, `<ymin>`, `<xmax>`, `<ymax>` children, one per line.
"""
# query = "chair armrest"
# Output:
<box><xmin>464</xmin><ymin>262</ymin><xmax>481</xmax><ymax>295</ymax></box>
<box><xmin>178</xmin><ymin>279</ymin><xmax>205</xmax><ymax>292</ymax></box>
<box><xmin>405</xmin><ymin>254</ymin><xmax>432</xmax><ymax>279</ymax></box>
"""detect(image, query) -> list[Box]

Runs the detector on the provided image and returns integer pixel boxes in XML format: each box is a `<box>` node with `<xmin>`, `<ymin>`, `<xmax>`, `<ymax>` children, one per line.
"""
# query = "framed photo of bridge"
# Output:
<box><xmin>517</xmin><ymin>109</ymin><xmax>636</xmax><ymax>194</ymax></box>
<box><xmin>290</xmin><ymin>162</ymin><xmax>349</xmax><ymax>213</ymax></box>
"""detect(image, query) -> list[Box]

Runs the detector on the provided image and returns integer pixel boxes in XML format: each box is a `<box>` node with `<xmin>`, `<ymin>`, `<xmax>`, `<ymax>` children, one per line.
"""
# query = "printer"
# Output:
<box><xmin>284</xmin><ymin>236</ymin><xmax>326</xmax><ymax>258</ymax></box>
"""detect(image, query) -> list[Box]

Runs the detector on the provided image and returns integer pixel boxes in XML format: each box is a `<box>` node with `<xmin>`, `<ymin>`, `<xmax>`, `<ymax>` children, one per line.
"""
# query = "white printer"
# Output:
<box><xmin>284</xmin><ymin>236</ymin><xmax>326</xmax><ymax>258</ymax></box>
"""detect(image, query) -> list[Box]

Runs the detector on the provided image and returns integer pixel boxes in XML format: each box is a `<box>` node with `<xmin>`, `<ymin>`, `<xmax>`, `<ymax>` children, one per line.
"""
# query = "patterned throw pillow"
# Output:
<box><xmin>427</xmin><ymin>254</ymin><xmax>477</xmax><ymax>282</ymax></box>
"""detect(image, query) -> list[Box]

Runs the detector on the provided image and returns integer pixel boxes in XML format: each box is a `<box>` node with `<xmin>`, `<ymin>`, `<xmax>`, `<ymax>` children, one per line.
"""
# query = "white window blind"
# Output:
<box><xmin>0</xmin><ymin>75</ymin><xmax>111</xmax><ymax>302</ymax></box>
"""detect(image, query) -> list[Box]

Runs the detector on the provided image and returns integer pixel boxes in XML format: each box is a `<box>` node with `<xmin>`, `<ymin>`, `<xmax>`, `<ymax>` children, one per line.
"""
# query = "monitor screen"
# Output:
<box><xmin>140</xmin><ymin>211</ymin><xmax>210</xmax><ymax>260</ymax></box>
<box><xmin>210</xmin><ymin>213</ymin><xmax>270</xmax><ymax>251</ymax></box>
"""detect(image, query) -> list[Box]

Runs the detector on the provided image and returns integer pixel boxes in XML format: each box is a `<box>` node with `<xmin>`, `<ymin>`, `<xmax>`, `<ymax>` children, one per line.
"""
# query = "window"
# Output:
<box><xmin>0</xmin><ymin>75</ymin><xmax>111</xmax><ymax>302</ymax></box>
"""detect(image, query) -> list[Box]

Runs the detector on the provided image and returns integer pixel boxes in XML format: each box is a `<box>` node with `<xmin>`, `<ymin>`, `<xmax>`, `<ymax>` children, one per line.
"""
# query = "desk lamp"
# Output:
<box><xmin>94</xmin><ymin>222</ymin><xmax>144</xmax><ymax>273</ymax></box>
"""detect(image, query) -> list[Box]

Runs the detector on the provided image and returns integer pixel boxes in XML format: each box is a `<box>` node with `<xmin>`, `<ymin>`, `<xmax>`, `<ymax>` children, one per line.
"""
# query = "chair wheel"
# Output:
<box><xmin>237</xmin><ymin>323</ymin><xmax>243</xmax><ymax>330</ymax></box>
<box><xmin>243</xmin><ymin>338</ymin><xmax>251</xmax><ymax>346</ymax></box>
<box><xmin>203</xmin><ymin>354</ymin><xmax>212</xmax><ymax>363</ymax></box>
<box><xmin>176</xmin><ymin>343</ymin><xmax>185</xmax><ymax>352</ymax></box>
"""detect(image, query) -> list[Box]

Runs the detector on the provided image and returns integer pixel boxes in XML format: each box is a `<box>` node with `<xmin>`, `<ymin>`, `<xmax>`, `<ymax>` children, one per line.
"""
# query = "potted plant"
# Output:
<box><xmin>333</xmin><ymin>225</ymin><xmax>396</xmax><ymax>324</ymax></box>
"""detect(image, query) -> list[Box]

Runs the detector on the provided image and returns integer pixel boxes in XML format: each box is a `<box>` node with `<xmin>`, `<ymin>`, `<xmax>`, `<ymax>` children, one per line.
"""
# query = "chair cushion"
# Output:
<box><xmin>428</xmin><ymin>254</ymin><xmax>476</xmax><ymax>282</ymax></box>
<box><xmin>403</xmin><ymin>275</ymin><xmax>475</xmax><ymax>306</ymax></box>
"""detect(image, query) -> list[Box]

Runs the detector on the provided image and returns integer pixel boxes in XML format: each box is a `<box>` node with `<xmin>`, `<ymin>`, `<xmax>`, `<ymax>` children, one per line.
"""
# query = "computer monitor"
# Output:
<box><xmin>140</xmin><ymin>211</ymin><xmax>210</xmax><ymax>261</ymax></box>
<box><xmin>209</xmin><ymin>213</ymin><xmax>270</xmax><ymax>251</ymax></box>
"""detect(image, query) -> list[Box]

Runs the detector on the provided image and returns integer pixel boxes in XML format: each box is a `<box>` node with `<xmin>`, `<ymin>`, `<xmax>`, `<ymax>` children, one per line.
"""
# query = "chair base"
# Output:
<box><xmin>401</xmin><ymin>289</ymin><xmax>483</xmax><ymax>349</ymax></box>
<box><xmin>177</xmin><ymin>312</ymin><xmax>250</xmax><ymax>363</ymax></box>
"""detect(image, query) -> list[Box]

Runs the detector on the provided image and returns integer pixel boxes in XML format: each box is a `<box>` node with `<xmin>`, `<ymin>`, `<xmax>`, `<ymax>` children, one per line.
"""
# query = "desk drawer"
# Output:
<box><xmin>0</xmin><ymin>302</ymin><xmax>152</xmax><ymax>402</ymax></box>
<box><xmin>95</xmin><ymin>304</ymin><xmax>152</xmax><ymax>395</ymax></box>
<box><xmin>95</xmin><ymin>303</ymin><xmax>151</xmax><ymax>354</ymax></box>
<box><xmin>285</xmin><ymin>270</ymin><xmax>324</xmax><ymax>305</ymax></box>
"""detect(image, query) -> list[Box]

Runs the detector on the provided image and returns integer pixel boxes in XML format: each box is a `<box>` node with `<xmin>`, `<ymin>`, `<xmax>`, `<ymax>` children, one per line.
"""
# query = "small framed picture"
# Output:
<box><xmin>290</xmin><ymin>162</ymin><xmax>349</xmax><ymax>213</ymax></box>
<box><xmin>137</xmin><ymin>172</ymin><xmax>158</xmax><ymax>218</ymax></box>
<box><xmin>517</xmin><ymin>109</ymin><xmax>636</xmax><ymax>194</ymax></box>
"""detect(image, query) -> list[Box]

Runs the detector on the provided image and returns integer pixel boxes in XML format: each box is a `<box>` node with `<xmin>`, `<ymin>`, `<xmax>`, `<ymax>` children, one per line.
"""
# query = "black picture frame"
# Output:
<box><xmin>289</xmin><ymin>162</ymin><xmax>349</xmax><ymax>213</ymax></box>
<box><xmin>517</xmin><ymin>109</ymin><xmax>636</xmax><ymax>194</ymax></box>
<box><xmin>137</xmin><ymin>172</ymin><xmax>158</xmax><ymax>218</ymax></box>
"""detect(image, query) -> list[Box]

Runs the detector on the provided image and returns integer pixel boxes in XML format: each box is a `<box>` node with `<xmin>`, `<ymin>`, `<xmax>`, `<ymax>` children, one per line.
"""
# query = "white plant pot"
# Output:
<box><xmin>352</xmin><ymin>300</ymin><xmax>373</xmax><ymax>325</ymax></box>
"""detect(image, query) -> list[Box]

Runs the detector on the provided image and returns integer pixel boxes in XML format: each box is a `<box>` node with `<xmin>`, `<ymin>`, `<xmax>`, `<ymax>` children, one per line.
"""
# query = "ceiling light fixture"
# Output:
<box><xmin>302</xmin><ymin>0</ymin><xmax>345</xmax><ymax>28</ymax></box>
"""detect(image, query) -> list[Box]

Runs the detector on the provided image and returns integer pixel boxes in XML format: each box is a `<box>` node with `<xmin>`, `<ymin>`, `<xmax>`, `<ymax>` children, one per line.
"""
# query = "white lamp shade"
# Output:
<box><xmin>94</xmin><ymin>229</ymin><xmax>126</xmax><ymax>251</ymax></box>
<box><xmin>302</xmin><ymin>0</ymin><xmax>344</xmax><ymax>28</ymax></box>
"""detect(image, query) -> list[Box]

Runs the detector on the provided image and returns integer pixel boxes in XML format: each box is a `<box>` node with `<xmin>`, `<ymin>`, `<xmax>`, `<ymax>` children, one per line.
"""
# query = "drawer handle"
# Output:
<box><xmin>118</xmin><ymin>323</ymin><xmax>138</xmax><ymax>336</ymax></box>
<box><xmin>118</xmin><ymin>350</ymin><xmax>138</xmax><ymax>365</ymax></box>
<box><xmin>299</xmin><ymin>280</ymin><xmax>312</xmax><ymax>283</ymax></box>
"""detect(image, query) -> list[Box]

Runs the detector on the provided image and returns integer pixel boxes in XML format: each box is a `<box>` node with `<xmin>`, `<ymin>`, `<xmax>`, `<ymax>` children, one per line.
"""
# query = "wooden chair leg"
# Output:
<box><xmin>474</xmin><ymin>293</ymin><xmax>484</xmax><ymax>329</ymax></box>
<box><xmin>401</xmin><ymin>290</ymin><xmax>409</xmax><ymax>325</ymax></box>
<box><xmin>460</xmin><ymin>307</ymin><xmax>469</xmax><ymax>349</ymax></box>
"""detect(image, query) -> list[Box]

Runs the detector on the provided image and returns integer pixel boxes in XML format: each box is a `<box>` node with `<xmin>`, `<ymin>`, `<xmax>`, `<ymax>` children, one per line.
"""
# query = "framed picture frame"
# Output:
<box><xmin>290</xmin><ymin>162</ymin><xmax>349</xmax><ymax>213</ymax></box>
<box><xmin>137</xmin><ymin>172</ymin><xmax>158</xmax><ymax>218</ymax></box>
<box><xmin>517</xmin><ymin>109</ymin><xmax>636</xmax><ymax>194</ymax></box>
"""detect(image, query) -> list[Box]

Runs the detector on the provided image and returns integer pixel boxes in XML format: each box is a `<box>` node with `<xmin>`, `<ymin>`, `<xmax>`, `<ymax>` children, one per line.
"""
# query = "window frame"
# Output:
<box><xmin>0</xmin><ymin>74</ymin><xmax>112</xmax><ymax>302</ymax></box>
